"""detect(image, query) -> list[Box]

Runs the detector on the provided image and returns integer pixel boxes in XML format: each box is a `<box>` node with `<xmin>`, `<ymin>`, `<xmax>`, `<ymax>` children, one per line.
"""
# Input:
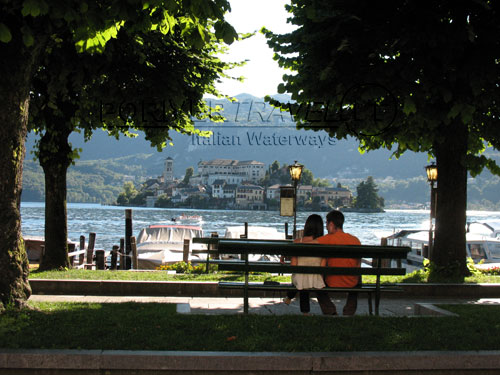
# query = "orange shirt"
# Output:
<box><xmin>317</xmin><ymin>231</ymin><xmax>361</xmax><ymax>288</ymax></box>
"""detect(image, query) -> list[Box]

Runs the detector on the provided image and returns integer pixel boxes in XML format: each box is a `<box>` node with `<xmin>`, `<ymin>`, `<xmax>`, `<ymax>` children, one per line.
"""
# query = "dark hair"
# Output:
<box><xmin>303</xmin><ymin>214</ymin><xmax>324</xmax><ymax>239</ymax></box>
<box><xmin>326</xmin><ymin>210</ymin><xmax>344</xmax><ymax>230</ymax></box>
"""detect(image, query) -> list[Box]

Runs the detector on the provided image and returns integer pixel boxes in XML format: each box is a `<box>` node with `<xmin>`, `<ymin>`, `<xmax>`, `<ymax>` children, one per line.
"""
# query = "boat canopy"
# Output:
<box><xmin>137</xmin><ymin>225</ymin><xmax>203</xmax><ymax>246</ymax></box>
<box><xmin>468</xmin><ymin>221</ymin><xmax>500</xmax><ymax>238</ymax></box>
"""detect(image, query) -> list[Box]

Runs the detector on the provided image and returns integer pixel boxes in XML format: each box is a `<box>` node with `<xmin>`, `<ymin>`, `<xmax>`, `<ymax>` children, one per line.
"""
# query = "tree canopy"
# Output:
<box><xmin>264</xmin><ymin>0</ymin><xmax>500</xmax><ymax>280</ymax></box>
<box><xmin>27</xmin><ymin>2</ymin><xmax>239</xmax><ymax>270</ymax></box>
<box><xmin>0</xmin><ymin>0</ymin><xmax>238</xmax><ymax>307</ymax></box>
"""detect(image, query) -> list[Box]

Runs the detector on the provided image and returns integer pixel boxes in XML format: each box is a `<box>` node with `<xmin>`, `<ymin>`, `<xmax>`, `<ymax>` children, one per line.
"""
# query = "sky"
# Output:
<box><xmin>215</xmin><ymin>0</ymin><xmax>295</xmax><ymax>98</ymax></box>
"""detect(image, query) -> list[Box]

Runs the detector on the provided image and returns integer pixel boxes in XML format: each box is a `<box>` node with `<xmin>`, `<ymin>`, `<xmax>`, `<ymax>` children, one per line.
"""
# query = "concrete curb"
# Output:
<box><xmin>2</xmin><ymin>349</ymin><xmax>500</xmax><ymax>374</ymax></box>
<box><xmin>29</xmin><ymin>279</ymin><xmax>500</xmax><ymax>298</ymax></box>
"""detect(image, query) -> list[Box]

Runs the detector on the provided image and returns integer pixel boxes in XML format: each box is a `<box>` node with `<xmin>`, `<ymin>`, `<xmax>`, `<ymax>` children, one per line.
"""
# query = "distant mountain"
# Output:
<box><xmin>22</xmin><ymin>94</ymin><xmax>500</xmax><ymax>207</ymax></box>
<box><xmin>24</xmin><ymin>92</ymin><xmax>429</xmax><ymax>180</ymax></box>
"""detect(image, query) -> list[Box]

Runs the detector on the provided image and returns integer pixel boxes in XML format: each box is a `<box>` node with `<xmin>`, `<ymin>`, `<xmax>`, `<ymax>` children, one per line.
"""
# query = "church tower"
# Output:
<box><xmin>163</xmin><ymin>157</ymin><xmax>174</xmax><ymax>182</ymax></box>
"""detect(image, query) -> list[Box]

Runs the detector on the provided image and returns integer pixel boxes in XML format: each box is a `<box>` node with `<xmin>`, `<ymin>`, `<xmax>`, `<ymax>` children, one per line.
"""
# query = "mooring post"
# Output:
<box><xmin>183</xmin><ymin>239</ymin><xmax>190</xmax><ymax>263</ymax></box>
<box><xmin>130</xmin><ymin>236</ymin><xmax>138</xmax><ymax>270</ymax></box>
<box><xmin>95</xmin><ymin>250</ymin><xmax>105</xmax><ymax>270</ymax></box>
<box><xmin>125</xmin><ymin>209</ymin><xmax>133</xmax><ymax>270</ymax></box>
<box><xmin>85</xmin><ymin>232</ymin><xmax>96</xmax><ymax>270</ymax></box>
<box><xmin>111</xmin><ymin>245</ymin><xmax>118</xmax><ymax>270</ymax></box>
<box><xmin>119</xmin><ymin>238</ymin><xmax>125</xmax><ymax>270</ymax></box>
<box><xmin>79</xmin><ymin>235</ymin><xmax>86</xmax><ymax>266</ymax></box>
<box><xmin>380</xmin><ymin>237</ymin><xmax>391</xmax><ymax>268</ymax></box>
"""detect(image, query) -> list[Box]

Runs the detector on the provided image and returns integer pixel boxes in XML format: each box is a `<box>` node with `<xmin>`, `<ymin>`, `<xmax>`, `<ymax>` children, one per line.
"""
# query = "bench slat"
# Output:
<box><xmin>217</xmin><ymin>262</ymin><xmax>406</xmax><ymax>276</ymax></box>
<box><xmin>218</xmin><ymin>281</ymin><xmax>403</xmax><ymax>293</ymax></box>
<box><xmin>217</xmin><ymin>239</ymin><xmax>410</xmax><ymax>259</ymax></box>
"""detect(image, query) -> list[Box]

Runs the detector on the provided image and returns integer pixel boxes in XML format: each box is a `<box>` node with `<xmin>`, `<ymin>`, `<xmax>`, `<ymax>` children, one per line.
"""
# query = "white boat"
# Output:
<box><xmin>467</xmin><ymin>221</ymin><xmax>500</xmax><ymax>239</ymax></box>
<box><xmin>386</xmin><ymin>229</ymin><xmax>500</xmax><ymax>272</ymax></box>
<box><xmin>223</xmin><ymin>225</ymin><xmax>288</xmax><ymax>262</ymax></box>
<box><xmin>135</xmin><ymin>224</ymin><xmax>207</xmax><ymax>269</ymax></box>
<box><xmin>172</xmin><ymin>214</ymin><xmax>203</xmax><ymax>224</ymax></box>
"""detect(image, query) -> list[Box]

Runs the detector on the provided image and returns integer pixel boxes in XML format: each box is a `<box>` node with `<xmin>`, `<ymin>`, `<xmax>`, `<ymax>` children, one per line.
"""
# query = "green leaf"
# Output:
<box><xmin>442</xmin><ymin>88</ymin><xmax>452</xmax><ymax>103</ymax></box>
<box><xmin>0</xmin><ymin>23</ymin><xmax>12</xmax><ymax>43</ymax></box>
<box><xmin>22</xmin><ymin>32</ymin><xmax>34</xmax><ymax>47</ymax></box>
<box><xmin>460</xmin><ymin>104</ymin><xmax>476</xmax><ymax>124</ymax></box>
<box><xmin>448</xmin><ymin>103</ymin><xmax>461</xmax><ymax>119</ymax></box>
<box><xmin>22</xmin><ymin>0</ymin><xmax>40</xmax><ymax>17</ymax></box>
<box><xmin>222</xmin><ymin>23</ymin><xmax>237</xmax><ymax>45</ymax></box>
<box><xmin>402</xmin><ymin>97</ymin><xmax>416</xmax><ymax>115</ymax></box>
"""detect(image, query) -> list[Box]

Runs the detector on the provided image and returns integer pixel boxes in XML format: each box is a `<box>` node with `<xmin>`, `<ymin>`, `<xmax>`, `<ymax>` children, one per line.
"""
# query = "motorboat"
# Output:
<box><xmin>223</xmin><ymin>225</ymin><xmax>288</xmax><ymax>262</ymax></box>
<box><xmin>135</xmin><ymin>224</ymin><xmax>207</xmax><ymax>269</ymax></box>
<box><xmin>385</xmin><ymin>229</ymin><xmax>500</xmax><ymax>272</ymax></box>
<box><xmin>23</xmin><ymin>236</ymin><xmax>77</xmax><ymax>264</ymax></box>
<box><xmin>467</xmin><ymin>221</ymin><xmax>500</xmax><ymax>239</ymax></box>
<box><xmin>172</xmin><ymin>214</ymin><xmax>203</xmax><ymax>224</ymax></box>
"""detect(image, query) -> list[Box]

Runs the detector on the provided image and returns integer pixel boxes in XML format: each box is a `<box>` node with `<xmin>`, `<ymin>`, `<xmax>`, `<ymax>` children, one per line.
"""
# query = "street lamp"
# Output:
<box><xmin>289</xmin><ymin>161</ymin><xmax>304</xmax><ymax>238</ymax></box>
<box><xmin>425</xmin><ymin>162</ymin><xmax>438</xmax><ymax>259</ymax></box>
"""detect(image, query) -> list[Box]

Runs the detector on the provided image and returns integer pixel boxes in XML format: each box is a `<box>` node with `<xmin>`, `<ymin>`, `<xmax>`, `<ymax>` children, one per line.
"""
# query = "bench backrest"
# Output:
<box><xmin>213</xmin><ymin>239</ymin><xmax>410</xmax><ymax>260</ymax></box>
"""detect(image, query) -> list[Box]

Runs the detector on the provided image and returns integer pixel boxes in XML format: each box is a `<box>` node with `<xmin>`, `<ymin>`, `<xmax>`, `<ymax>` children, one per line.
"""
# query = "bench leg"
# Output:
<box><xmin>367</xmin><ymin>292</ymin><xmax>373</xmax><ymax>315</ymax></box>
<box><xmin>244</xmin><ymin>270</ymin><xmax>249</xmax><ymax>314</ymax></box>
<box><xmin>375</xmin><ymin>290</ymin><xmax>380</xmax><ymax>316</ymax></box>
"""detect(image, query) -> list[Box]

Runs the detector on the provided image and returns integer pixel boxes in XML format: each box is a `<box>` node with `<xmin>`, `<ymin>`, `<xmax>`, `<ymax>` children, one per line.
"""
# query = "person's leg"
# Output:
<box><xmin>343</xmin><ymin>291</ymin><xmax>358</xmax><ymax>315</ymax></box>
<box><xmin>283</xmin><ymin>289</ymin><xmax>297</xmax><ymax>305</ymax></box>
<box><xmin>286</xmin><ymin>290</ymin><xmax>297</xmax><ymax>300</ymax></box>
<box><xmin>299</xmin><ymin>290</ymin><xmax>310</xmax><ymax>313</ymax></box>
<box><xmin>316</xmin><ymin>290</ymin><xmax>337</xmax><ymax>315</ymax></box>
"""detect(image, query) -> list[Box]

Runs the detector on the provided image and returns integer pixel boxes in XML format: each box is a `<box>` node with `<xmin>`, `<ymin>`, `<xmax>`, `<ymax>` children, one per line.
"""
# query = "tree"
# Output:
<box><xmin>0</xmin><ymin>0</ymin><xmax>237</xmax><ymax>308</ymax></box>
<box><xmin>155</xmin><ymin>194</ymin><xmax>172</xmax><ymax>208</ymax></box>
<box><xmin>27</xmin><ymin>2</ymin><xmax>238</xmax><ymax>271</ymax></box>
<box><xmin>300</xmin><ymin>168</ymin><xmax>314</xmax><ymax>185</ymax></box>
<box><xmin>264</xmin><ymin>1</ymin><xmax>500</xmax><ymax>280</ymax></box>
<box><xmin>354</xmin><ymin>177</ymin><xmax>384</xmax><ymax>211</ymax></box>
<box><xmin>271</xmin><ymin>160</ymin><xmax>280</xmax><ymax>173</ymax></box>
<box><xmin>183</xmin><ymin>167</ymin><xmax>195</xmax><ymax>186</ymax></box>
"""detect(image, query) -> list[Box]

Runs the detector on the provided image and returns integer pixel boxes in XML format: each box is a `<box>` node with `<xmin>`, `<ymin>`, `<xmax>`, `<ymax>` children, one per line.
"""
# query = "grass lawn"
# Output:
<box><xmin>1</xmin><ymin>302</ymin><xmax>499</xmax><ymax>352</ymax></box>
<box><xmin>28</xmin><ymin>267</ymin><xmax>500</xmax><ymax>284</ymax></box>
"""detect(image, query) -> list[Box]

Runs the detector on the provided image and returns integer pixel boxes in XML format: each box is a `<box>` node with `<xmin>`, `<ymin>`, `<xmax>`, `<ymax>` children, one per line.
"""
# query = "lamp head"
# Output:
<box><xmin>289</xmin><ymin>161</ymin><xmax>304</xmax><ymax>182</ymax></box>
<box><xmin>425</xmin><ymin>162</ymin><xmax>438</xmax><ymax>183</ymax></box>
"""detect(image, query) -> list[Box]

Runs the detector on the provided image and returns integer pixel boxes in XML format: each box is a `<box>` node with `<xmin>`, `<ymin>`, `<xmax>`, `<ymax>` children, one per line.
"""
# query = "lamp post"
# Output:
<box><xmin>289</xmin><ymin>160</ymin><xmax>304</xmax><ymax>239</ymax></box>
<box><xmin>425</xmin><ymin>162</ymin><xmax>438</xmax><ymax>260</ymax></box>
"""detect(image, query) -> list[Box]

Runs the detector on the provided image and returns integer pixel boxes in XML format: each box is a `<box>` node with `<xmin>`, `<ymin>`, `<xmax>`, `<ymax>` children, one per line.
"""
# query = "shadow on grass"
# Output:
<box><xmin>2</xmin><ymin>302</ymin><xmax>500</xmax><ymax>352</ymax></box>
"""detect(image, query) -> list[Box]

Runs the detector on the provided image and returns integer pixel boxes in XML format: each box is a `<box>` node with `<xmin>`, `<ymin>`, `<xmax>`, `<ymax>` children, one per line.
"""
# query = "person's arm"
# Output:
<box><xmin>298</xmin><ymin>236</ymin><xmax>318</xmax><ymax>244</ymax></box>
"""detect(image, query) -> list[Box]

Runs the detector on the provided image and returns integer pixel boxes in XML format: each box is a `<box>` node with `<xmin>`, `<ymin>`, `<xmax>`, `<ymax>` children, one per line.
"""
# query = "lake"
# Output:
<box><xmin>20</xmin><ymin>202</ymin><xmax>500</xmax><ymax>250</ymax></box>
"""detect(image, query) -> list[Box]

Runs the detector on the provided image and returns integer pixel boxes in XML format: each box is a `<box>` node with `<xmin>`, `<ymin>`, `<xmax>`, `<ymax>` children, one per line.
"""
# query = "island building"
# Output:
<box><xmin>142</xmin><ymin>157</ymin><xmax>351</xmax><ymax>210</ymax></box>
<box><xmin>197</xmin><ymin>159</ymin><xmax>265</xmax><ymax>184</ymax></box>
<box><xmin>266</xmin><ymin>184</ymin><xmax>352</xmax><ymax>207</ymax></box>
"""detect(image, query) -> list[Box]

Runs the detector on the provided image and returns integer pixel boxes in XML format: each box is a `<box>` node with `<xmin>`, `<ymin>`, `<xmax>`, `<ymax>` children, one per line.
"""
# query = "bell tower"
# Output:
<box><xmin>163</xmin><ymin>157</ymin><xmax>174</xmax><ymax>182</ymax></box>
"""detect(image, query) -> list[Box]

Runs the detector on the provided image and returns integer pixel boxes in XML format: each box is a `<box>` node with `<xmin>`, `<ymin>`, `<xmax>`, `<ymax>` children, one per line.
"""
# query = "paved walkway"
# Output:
<box><xmin>28</xmin><ymin>294</ymin><xmax>500</xmax><ymax>316</ymax></box>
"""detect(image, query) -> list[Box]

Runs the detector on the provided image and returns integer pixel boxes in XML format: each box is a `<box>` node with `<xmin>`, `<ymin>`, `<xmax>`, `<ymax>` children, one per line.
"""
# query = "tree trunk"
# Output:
<box><xmin>0</xmin><ymin>37</ymin><xmax>41</xmax><ymax>309</ymax></box>
<box><xmin>38</xmin><ymin>127</ymin><xmax>72</xmax><ymax>270</ymax></box>
<box><xmin>431</xmin><ymin>118</ymin><xmax>469</xmax><ymax>281</ymax></box>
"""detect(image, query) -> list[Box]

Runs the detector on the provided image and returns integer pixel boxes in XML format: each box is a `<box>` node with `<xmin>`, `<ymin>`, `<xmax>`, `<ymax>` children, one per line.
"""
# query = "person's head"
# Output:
<box><xmin>303</xmin><ymin>214</ymin><xmax>324</xmax><ymax>239</ymax></box>
<box><xmin>325</xmin><ymin>210</ymin><xmax>344</xmax><ymax>233</ymax></box>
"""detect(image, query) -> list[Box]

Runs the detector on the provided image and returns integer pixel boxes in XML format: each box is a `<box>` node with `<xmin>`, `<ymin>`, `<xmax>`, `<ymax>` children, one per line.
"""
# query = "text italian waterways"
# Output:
<box><xmin>192</xmin><ymin>131</ymin><xmax>336</xmax><ymax>148</ymax></box>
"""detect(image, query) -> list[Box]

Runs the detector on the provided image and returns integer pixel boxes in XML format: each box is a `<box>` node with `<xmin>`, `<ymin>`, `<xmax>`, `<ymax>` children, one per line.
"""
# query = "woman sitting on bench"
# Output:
<box><xmin>283</xmin><ymin>214</ymin><xmax>330</xmax><ymax>315</ymax></box>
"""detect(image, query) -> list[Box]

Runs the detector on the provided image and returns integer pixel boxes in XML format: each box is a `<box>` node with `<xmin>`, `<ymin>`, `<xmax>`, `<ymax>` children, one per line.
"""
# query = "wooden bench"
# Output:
<box><xmin>192</xmin><ymin>238</ymin><xmax>410</xmax><ymax>315</ymax></box>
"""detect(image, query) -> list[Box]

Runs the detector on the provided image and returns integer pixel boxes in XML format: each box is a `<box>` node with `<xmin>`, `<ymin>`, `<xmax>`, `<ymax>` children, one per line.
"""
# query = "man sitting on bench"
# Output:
<box><xmin>314</xmin><ymin>210</ymin><xmax>361</xmax><ymax>316</ymax></box>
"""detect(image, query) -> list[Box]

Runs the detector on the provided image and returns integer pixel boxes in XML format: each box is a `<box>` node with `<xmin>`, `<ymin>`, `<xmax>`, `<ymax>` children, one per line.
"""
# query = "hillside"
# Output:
<box><xmin>22</xmin><ymin>95</ymin><xmax>500</xmax><ymax>208</ymax></box>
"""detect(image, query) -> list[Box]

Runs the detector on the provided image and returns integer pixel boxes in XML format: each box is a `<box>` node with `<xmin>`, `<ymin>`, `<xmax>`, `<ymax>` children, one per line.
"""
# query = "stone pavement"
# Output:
<box><xmin>28</xmin><ymin>294</ymin><xmax>500</xmax><ymax>316</ymax></box>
